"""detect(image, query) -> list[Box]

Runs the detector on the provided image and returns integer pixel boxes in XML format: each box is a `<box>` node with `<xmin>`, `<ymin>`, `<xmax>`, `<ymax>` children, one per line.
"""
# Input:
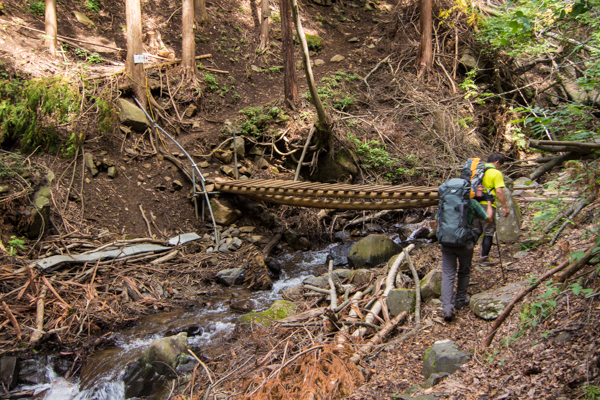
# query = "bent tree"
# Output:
<box><xmin>289</xmin><ymin>0</ymin><xmax>333</xmax><ymax>151</ymax></box>
<box><xmin>45</xmin><ymin>0</ymin><xmax>58</xmax><ymax>57</ymax></box>
<box><xmin>125</xmin><ymin>0</ymin><xmax>147</xmax><ymax>109</ymax></box>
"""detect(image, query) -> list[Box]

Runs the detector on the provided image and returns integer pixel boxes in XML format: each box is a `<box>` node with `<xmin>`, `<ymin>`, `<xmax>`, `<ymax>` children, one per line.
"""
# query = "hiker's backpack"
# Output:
<box><xmin>460</xmin><ymin>158</ymin><xmax>492</xmax><ymax>201</ymax></box>
<box><xmin>436</xmin><ymin>178</ymin><xmax>474</xmax><ymax>247</ymax></box>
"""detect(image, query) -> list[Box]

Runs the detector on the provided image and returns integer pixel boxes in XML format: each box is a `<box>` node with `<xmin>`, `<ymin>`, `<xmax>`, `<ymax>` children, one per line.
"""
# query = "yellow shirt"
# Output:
<box><xmin>479</xmin><ymin>164</ymin><xmax>505</xmax><ymax>208</ymax></box>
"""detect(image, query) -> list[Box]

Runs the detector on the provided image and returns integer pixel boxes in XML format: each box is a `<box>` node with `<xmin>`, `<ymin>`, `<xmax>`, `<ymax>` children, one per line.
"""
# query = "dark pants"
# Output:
<box><xmin>441</xmin><ymin>241</ymin><xmax>474</xmax><ymax>314</ymax></box>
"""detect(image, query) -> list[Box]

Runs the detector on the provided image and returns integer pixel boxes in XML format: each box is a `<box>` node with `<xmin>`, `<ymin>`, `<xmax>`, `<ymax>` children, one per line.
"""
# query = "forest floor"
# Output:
<box><xmin>0</xmin><ymin>0</ymin><xmax>599</xmax><ymax>398</ymax></box>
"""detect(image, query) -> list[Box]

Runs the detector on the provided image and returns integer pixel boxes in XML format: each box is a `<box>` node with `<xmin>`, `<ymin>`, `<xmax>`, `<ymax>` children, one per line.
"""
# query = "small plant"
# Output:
<box><xmin>237</xmin><ymin>105</ymin><xmax>287</xmax><ymax>136</ymax></box>
<box><xmin>204</xmin><ymin>73</ymin><xmax>219</xmax><ymax>91</ymax></box>
<box><xmin>87</xmin><ymin>52</ymin><xmax>104</xmax><ymax>64</ymax></box>
<box><xmin>85</xmin><ymin>0</ymin><xmax>102</xmax><ymax>13</ymax></box>
<box><xmin>582</xmin><ymin>385</ymin><xmax>600</xmax><ymax>400</ymax></box>
<box><xmin>7</xmin><ymin>236</ymin><xmax>26</xmax><ymax>256</ymax></box>
<box><xmin>519</xmin><ymin>281</ymin><xmax>558</xmax><ymax>330</ymax></box>
<box><xmin>27</xmin><ymin>0</ymin><xmax>45</xmax><ymax>15</ymax></box>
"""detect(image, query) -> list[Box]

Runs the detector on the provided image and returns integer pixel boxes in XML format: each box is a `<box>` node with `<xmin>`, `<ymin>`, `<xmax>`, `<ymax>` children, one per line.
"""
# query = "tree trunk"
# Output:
<box><xmin>194</xmin><ymin>0</ymin><xmax>209</xmax><ymax>25</ymax></box>
<box><xmin>181</xmin><ymin>0</ymin><xmax>196</xmax><ymax>74</ymax></box>
<box><xmin>280</xmin><ymin>0</ymin><xmax>298</xmax><ymax>108</ymax></box>
<box><xmin>45</xmin><ymin>0</ymin><xmax>58</xmax><ymax>57</ymax></box>
<box><xmin>289</xmin><ymin>0</ymin><xmax>332</xmax><ymax>149</ymax></box>
<box><xmin>416</xmin><ymin>0</ymin><xmax>432</xmax><ymax>79</ymax></box>
<box><xmin>258</xmin><ymin>0</ymin><xmax>271</xmax><ymax>52</ymax></box>
<box><xmin>125</xmin><ymin>0</ymin><xmax>147</xmax><ymax>109</ymax></box>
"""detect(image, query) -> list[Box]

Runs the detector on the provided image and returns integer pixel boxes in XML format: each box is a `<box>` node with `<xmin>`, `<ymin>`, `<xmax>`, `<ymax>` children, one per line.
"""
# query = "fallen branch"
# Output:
<box><xmin>530</xmin><ymin>152</ymin><xmax>576</xmax><ymax>181</ymax></box>
<box><xmin>350</xmin><ymin>311</ymin><xmax>407</xmax><ymax>364</ymax></box>
<box><xmin>482</xmin><ymin>255</ymin><xmax>578</xmax><ymax>347</ymax></box>
<box><xmin>139</xmin><ymin>204</ymin><xmax>154</xmax><ymax>238</ymax></box>
<box><xmin>554</xmin><ymin>245</ymin><xmax>600</xmax><ymax>284</ymax></box>
<box><xmin>550</xmin><ymin>196</ymin><xmax>594</xmax><ymax>246</ymax></box>
<box><xmin>405</xmin><ymin>249</ymin><xmax>421</xmax><ymax>325</ymax></box>
<box><xmin>328</xmin><ymin>260</ymin><xmax>338</xmax><ymax>311</ymax></box>
<box><xmin>41</xmin><ymin>276</ymin><xmax>71</xmax><ymax>309</ymax></box>
<box><xmin>29</xmin><ymin>285</ymin><xmax>48</xmax><ymax>344</ymax></box>
<box><xmin>2</xmin><ymin>301</ymin><xmax>22</xmax><ymax>340</ymax></box>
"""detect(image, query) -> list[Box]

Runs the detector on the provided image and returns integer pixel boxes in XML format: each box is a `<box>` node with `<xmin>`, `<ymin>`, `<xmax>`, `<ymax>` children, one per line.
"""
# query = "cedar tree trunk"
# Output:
<box><xmin>280</xmin><ymin>0</ymin><xmax>298</xmax><ymax>108</ymax></box>
<box><xmin>125</xmin><ymin>0</ymin><xmax>147</xmax><ymax>109</ymax></box>
<box><xmin>258</xmin><ymin>0</ymin><xmax>271</xmax><ymax>52</ymax></box>
<box><xmin>417</xmin><ymin>0</ymin><xmax>432</xmax><ymax>79</ymax></box>
<box><xmin>45</xmin><ymin>0</ymin><xmax>57</xmax><ymax>56</ymax></box>
<box><xmin>194</xmin><ymin>0</ymin><xmax>209</xmax><ymax>24</ymax></box>
<box><xmin>181</xmin><ymin>0</ymin><xmax>196</xmax><ymax>73</ymax></box>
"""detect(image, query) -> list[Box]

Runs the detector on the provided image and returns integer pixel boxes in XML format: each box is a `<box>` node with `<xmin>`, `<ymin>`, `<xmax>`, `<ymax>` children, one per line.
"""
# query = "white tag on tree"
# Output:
<box><xmin>133</xmin><ymin>54</ymin><xmax>148</xmax><ymax>64</ymax></box>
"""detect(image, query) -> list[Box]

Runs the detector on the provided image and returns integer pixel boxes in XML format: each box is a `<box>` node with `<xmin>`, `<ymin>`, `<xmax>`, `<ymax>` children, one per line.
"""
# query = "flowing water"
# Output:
<box><xmin>21</xmin><ymin>244</ymin><xmax>339</xmax><ymax>400</ymax></box>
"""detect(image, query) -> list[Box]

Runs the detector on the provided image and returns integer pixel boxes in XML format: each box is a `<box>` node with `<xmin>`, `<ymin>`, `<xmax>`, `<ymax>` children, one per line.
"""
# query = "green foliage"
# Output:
<box><xmin>85</xmin><ymin>0</ymin><xmax>102</xmax><ymax>13</ymax></box>
<box><xmin>520</xmin><ymin>281</ymin><xmax>558</xmax><ymax>330</ymax></box>
<box><xmin>75</xmin><ymin>48</ymin><xmax>105</xmax><ymax>64</ymax></box>
<box><xmin>570</xmin><ymin>282</ymin><xmax>595</xmax><ymax>297</ymax></box>
<box><xmin>0</xmin><ymin>77</ymin><xmax>81</xmax><ymax>152</ymax></box>
<box><xmin>27</xmin><ymin>0</ymin><xmax>45</xmax><ymax>15</ymax></box>
<box><xmin>204</xmin><ymin>73</ymin><xmax>219</xmax><ymax>91</ymax></box>
<box><xmin>94</xmin><ymin>97</ymin><xmax>116</xmax><ymax>134</ymax></box>
<box><xmin>527</xmin><ymin>199</ymin><xmax>562</xmax><ymax>233</ymax></box>
<box><xmin>237</xmin><ymin>105</ymin><xmax>288</xmax><ymax>136</ymax></box>
<box><xmin>305</xmin><ymin>71</ymin><xmax>359</xmax><ymax>111</ymax></box>
<box><xmin>565</xmin><ymin>160</ymin><xmax>600</xmax><ymax>194</ymax></box>
<box><xmin>459</xmin><ymin>69</ymin><xmax>493</xmax><ymax>103</ymax></box>
<box><xmin>7</xmin><ymin>236</ymin><xmax>26</xmax><ymax>256</ymax></box>
<box><xmin>582</xmin><ymin>385</ymin><xmax>600</xmax><ymax>400</ymax></box>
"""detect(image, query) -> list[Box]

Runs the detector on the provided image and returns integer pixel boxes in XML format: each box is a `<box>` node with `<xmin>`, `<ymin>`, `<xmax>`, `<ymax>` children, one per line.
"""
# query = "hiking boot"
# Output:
<box><xmin>455</xmin><ymin>296</ymin><xmax>470</xmax><ymax>310</ymax></box>
<box><xmin>479</xmin><ymin>256</ymin><xmax>493</xmax><ymax>266</ymax></box>
<box><xmin>443</xmin><ymin>311</ymin><xmax>454</xmax><ymax>322</ymax></box>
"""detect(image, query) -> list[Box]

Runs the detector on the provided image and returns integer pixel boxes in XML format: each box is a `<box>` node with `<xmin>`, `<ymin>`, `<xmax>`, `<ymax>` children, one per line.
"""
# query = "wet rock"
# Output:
<box><xmin>1</xmin><ymin>356</ymin><xmax>18</xmax><ymax>389</ymax></box>
<box><xmin>209</xmin><ymin>198</ymin><xmax>242</xmax><ymax>226</ymax></box>
<box><xmin>330</xmin><ymin>54</ymin><xmax>345</xmax><ymax>62</ymax></box>
<box><xmin>387</xmin><ymin>289</ymin><xmax>416</xmax><ymax>316</ymax></box>
<box><xmin>84</xmin><ymin>153</ymin><xmax>98</xmax><ymax>177</ymax></box>
<box><xmin>117</xmin><ymin>99</ymin><xmax>150</xmax><ymax>132</ymax></box>
<box><xmin>184</xmin><ymin>105</ymin><xmax>197</xmax><ymax>118</ymax></box>
<box><xmin>423</xmin><ymin>339</ymin><xmax>470</xmax><ymax>379</ymax></box>
<box><xmin>230</xmin><ymin>299</ymin><xmax>254</xmax><ymax>313</ymax></box>
<box><xmin>348</xmin><ymin>234</ymin><xmax>402</xmax><ymax>269</ymax></box>
<box><xmin>216</xmin><ymin>268</ymin><xmax>245</xmax><ymax>286</ymax></box>
<box><xmin>213</xmin><ymin>150</ymin><xmax>233</xmax><ymax>164</ymax></box>
<box><xmin>18</xmin><ymin>358</ymin><xmax>48</xmax><ymax>385</ymax></box>
<box><xmin>303</xmin><ymin>275</ymin><xmax>330</xmax><ymax>288</ymax></box>
<box><xmin>328</xmin><ymin>242</ymin><xmax>353</xmax><ymax>266</ymax></box>
<box><xmin>175</xmin><ymin>353</ymin><xmax>198</xmax><ymax>374</ymax></box>
<box><xmin>107</xmin><ymin>166</ymin><xmax>117</xmax><ymax>178</ymax></box>
<box><xmin>470</xmin><ymin>281</ymin><xmax>527</xmax><ymax>320</ymax></box>
<box><xmin>420</xmin><ymin>269</ymin><xmax>442</xmax><ymax>302</ymax></box>
<box><xmin>240</xmin><ymin>300</ymin><xmax>297</xmax><ymax>326</ymax></box>
<box><xmin>231</xmin><ymin>137</ymin><xmax>245</xmax><ymax>156</ymax></box>
<box><xmin>284</xmin><ymin>230</ymin><xmax>311</xmax><ymax>251</ymax></box>
<box><xmin>165</xmin><ymin>325</ymin><xmax>204</xmax><ymax>337</ymax></box>
<box><xmin>282</xmin><ymin>284</ymin><xmax>304</xmax><ymax>301</ymax></box>
<box><xmin>312</xmin><ymin>148</ymin><xmax>358</xmax><ymax>183</ymax></box>
<box><xmin>333</xmin><ymin>231</ymin><xmax>350</xmax><ymax>242</ymax></box>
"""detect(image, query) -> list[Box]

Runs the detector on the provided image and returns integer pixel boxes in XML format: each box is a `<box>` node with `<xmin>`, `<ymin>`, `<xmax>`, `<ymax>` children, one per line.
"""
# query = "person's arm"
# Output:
<box><xmin>471</xmin><ymin>199</ymin><xmax>491</xmax><ymax>222</ymax></box>
<box><xmin>485</xmin><ymin>201</ymin><xmax>494</xmax><ymax>223</ymax></box>
<box><xmin>496</xmin><ymin>187</ymin><xmax>510</xmax><ymax>217</ymax></box>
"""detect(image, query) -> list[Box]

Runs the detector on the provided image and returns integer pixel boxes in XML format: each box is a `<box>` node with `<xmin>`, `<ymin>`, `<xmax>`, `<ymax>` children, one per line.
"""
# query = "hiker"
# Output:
<box><xmin>472</xmin><ymin>153</ymin><xmax>510</xmax><ymax>265</ymax></box>
<box><xmin>436</xmin><ymin>178</ymin><xmax>494</xmax><ymax>322</ymax></box>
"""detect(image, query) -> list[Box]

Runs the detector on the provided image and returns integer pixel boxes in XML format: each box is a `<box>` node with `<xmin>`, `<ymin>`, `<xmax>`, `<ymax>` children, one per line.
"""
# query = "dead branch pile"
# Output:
<box><xmin>0</xmin><ymin>238</ymin><xmax>260</xmax><ymax>355</ymax></box>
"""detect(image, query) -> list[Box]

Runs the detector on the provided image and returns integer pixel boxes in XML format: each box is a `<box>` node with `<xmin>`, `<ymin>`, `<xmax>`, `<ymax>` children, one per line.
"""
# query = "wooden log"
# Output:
<box><xmin>530</xmin><ymin>152</ymin><xmax>577</xmax><ymax>181</ymax></box>
<box><xmin>554</xmin><ymin>245</ymin><xmax>599</xmax><ymax>283</ymax></box>
<box><xmin>349</xmin><ymin>311</ymin><xmax>407</xmax><ymax>364</ymax></box>
<box><xmin>2</xmin><ymin>301</ymin><xmax>22</xmax><ymax>340</ymax></box>
<box><xmin>550</xmin><ymin>196</ymin><xmax>594</xmax><ymax>245</ymax></box>
<box><xmin>530</xmin><ymin>139</ymin><xmax>600</xmax><ymax>150</ymax></box>
<box><xmin>30</xmin><ymin>285</ymin><xmax>48</xmax><ymax>344</ymax></box>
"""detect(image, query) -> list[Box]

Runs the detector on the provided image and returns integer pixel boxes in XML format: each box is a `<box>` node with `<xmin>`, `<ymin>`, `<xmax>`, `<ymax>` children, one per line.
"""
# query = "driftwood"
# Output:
<box><xmin>530</xmin><ymin>152</ymin><xmax>576</xmax><ymax>181</ymax></box>
<box><xmin>482</xmin><ymin>255</ymin><xmax>577</xmax><ymax>347</ymax></box>
<box><xmin>550</xmin><ymin>196</ymin><xmax>594</xmax><ymax>246</ymax></box>
<box><xmin>554</xmin><ymin>245</ymin><xmax>600</xmax><ymax>284</ymax></box>
<box><xmin>349</xmin><ymin>311</ymin><xmax>407</xmax><ymax>364</ymax></box>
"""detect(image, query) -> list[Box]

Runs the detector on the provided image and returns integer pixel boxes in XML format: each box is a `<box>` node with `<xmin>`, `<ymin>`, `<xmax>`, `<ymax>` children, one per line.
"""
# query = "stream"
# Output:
<box><xmin>18</xmin><ymin>221</ymin><xmax>433</xmax><ymax>399</ymax></box>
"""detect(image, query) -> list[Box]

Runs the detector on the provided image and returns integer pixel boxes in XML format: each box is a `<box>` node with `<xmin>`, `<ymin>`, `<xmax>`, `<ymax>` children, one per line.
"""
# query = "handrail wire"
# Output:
<box><xmin>133</xmin><ymin>97</ymin><xmax>219</xmax><ymax>244</ymax></box>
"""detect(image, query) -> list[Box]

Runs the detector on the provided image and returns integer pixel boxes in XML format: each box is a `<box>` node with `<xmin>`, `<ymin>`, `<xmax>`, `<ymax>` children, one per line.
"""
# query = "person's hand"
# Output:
<box><xmin>483</xmin><ymin>192</ymin><xmax>495</xmax><ymax>202</ymax></box>
<box><xmin>502</xmin><ymin>206</ymin><xmax>509</xmax><ymax>217</ymax></box>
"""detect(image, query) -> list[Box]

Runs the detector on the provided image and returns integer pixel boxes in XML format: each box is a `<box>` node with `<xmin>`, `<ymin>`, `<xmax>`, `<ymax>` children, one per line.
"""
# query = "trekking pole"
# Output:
<box><xmin>494</xmin><ymin>231</ymin><xmax>507</xmax><ymax>283</ymax></box>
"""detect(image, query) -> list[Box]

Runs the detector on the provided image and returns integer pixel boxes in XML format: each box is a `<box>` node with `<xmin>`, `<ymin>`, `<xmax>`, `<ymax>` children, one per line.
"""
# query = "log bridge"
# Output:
<box><xmin>214</xmin><ymin>179</ymin><xmax>440</xmax><ymax>210</ymax></box>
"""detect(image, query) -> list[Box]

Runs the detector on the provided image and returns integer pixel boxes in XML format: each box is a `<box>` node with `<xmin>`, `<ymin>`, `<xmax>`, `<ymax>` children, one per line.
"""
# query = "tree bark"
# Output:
<box><xmin>258</xmin><ymin>0</ymin><xmax>271</xmax><ymax>52</ymax></box>
<box><xmin>194</xmin><ymin>0</ymin><xmax>209</xmax><ymax>24</ymax></box>
<box><xmin>125</xmin><ymin>0</ymin><xmax>147</xmax><ymax>109</ymax></box>
<box><xmin>529</xmin><ymin>139</ymin><xmax>600</xmax><ymax>153</ymax></box>
<box><xmin>280</xmin><ymin>0</ymin><xmax>298</xmax><ymax>108</ymax></box>
<box><xmin>416</xmin><ymin>0</ymin><xmax>432</xmax><ymax>79</ymax></box>
<box><xmin>289</xmin><ymin>0</ymin><xmax>332</xmax><ymax>149</ymax></box>
<box><xmin>181</xmin><ymin>0</ymin><xmax>197</xmax><ymax>77</ymax></box>
<box><xmin>45</xmin><ymin>0</ymin><xmax>58</xmax><ymax>57</ymax></box>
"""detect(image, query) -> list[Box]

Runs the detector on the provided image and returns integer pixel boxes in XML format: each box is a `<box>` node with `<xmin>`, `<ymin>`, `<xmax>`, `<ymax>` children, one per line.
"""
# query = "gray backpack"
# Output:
<box><xmin>436</xmin><ymin>178</ymin><xmax>473</xmax><ymax>246</ymax></box>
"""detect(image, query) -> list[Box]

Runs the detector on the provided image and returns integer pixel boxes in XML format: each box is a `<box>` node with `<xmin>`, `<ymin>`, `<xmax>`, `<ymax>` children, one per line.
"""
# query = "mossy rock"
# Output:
<box><xmin>240</xmin><ymin>300</ymin><xmax>297</xmax><ymax>326</ymax></box>
<box><xmin>305</xmin><ymin>34</ymin><xmax>323</xmax><ymax>51</ymax></box>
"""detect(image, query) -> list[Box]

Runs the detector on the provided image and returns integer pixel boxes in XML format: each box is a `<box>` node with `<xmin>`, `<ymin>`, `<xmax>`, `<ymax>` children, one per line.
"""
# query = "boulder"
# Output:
<box><xmin>216</xmin><ymin>268</ymin><xmax>245</xmax><ymax>286</ymax></box>
<box><xmin>209</xmin><ymin>198</ymin><xmax>242</xmax><ymax>226</ymax></box>
<box><xmin>387</xmin><ymin>289</ymin><xmax>416</xmax><ymax>316</ymax></box>
<box><xmin>328</xmin><ymin>242</ymin><xmax>353</xmax><ymax>266</ymax></box>
<box><xmin>117</xmin><ymin>99</ymin><xmax>150</xmax><ymax>132</ymax></box>
<box><xmin>0</xmin><ymin>356</ymin><xmax>18</xmax><ymax>389</ymax></box>
<box><xmin>123</xmin><ymin>333</ymin><xmax>188</xmax><ymax>398</ymax></box>
<box><xmin>496</xmin><ymin>188</ymin><xmax>521</xmax><ymax>243</ymax></box>
<box><xmin>312</xmin><ymin>148</ymin><xmax>358</xmax><ymax>183</ymax></box>
<box><xmin>423</xmin><ymin>339</ymin><xmax>470</xmax><ymax>379</ymax></box>
<box><xmin>241</xmin><ymin>300</ymin><xmax>297</xmax><ymax>326</ymax></box>
<box><xmin>17</xmin><ymin>358</ymin><xmax>49</xmax><ymax>385</ymax></box>
<box><xmin>231</xmin><ymin>136</ymin><xmax>245</xmax><ymax>157</ymax></box>
<box><xmin>470</xmin><ymin>281</ymin><xmax>527</xmax><ymax>320</ymax></box>
<box><xmin>420</xmin><ymin>269</ymin><xmax>442</xmax><ymax>302</ymax></box>
<box><xmin>348</xmin><ymin>234</ymin><xmax>402</xmax><ymax>269</ymax></box>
